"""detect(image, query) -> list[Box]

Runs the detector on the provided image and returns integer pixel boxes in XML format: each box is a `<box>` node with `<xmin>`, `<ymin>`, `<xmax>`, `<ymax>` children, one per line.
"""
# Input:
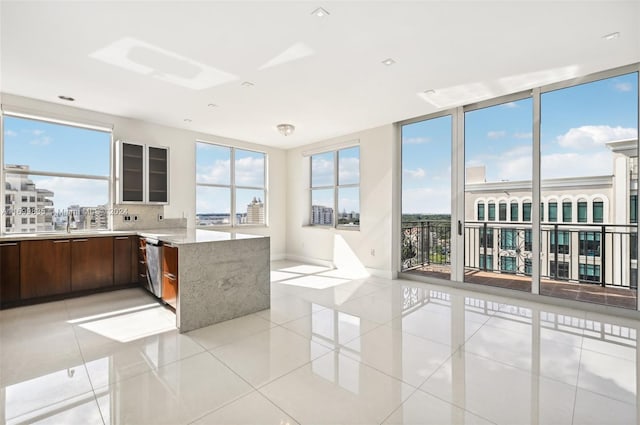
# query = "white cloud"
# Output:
<box><xmin>235</xmin><ymin>156</ymin><xmax>264</xmax><ymax>186</ymax></box>
<box><xmin>513</xmin><ymin>132</ymin><xmax>532</xmax><ymax>139</ymax></box>
<box><xmin>29</xmin><ymin>136</ymin><xmax>52</xmax><ymax>146</ymax></box>
<box><xmin>614</xmin><ymin>82</ymin><xmax>633</xmax><ymax>92</ymax></box>
<box><xmin>338</xmin><ymin>157</ymin><xmax>359</xmax><ymax>184</ymax></box>
<box><xmin>34</xmin><ymin>177</ymin><xmax>108</xmax><ymax>212</ymax></box>
<box><xmin>402</xmin><ymin>136</ymin><xmax>430</xmax><ymax>145</ymax></box>
<box><xmin>541</xmin><ymin>151</ymin><xmax>612</xmax><ymax>179</ymax></box>
<box><xmin>402</xmin><ymin>187</ymin><xmax>451</xmax><ymax>214</ymax></box>
<box><xmin>487</xmin><ymin>130</ymin><xmax>506</xmax><ymax>139</ymax></box>
<box><xmin>196</xmin><ymin>159</ymin><xmax>230</xmax><ymax>184</ymax></box>
<box><xmin>311</xmin><ymin>156</ymin><xmax>334</xmax><ymax>186</ymax></box>
<box><xmin>30</xmin><ymin>129</ymin><xmax>45</xmax><ymax>136</ymax></box>
<box><xmin>503</xmin><ymin>102</ymin><xmax>518</xmax><ymax>109</ymax></box>
<box><xmin>556</xmin><ymin>125</ymin><xmax>637</xmax><ymax>149</ymax></box>
<box><xmin>4</xmin><ymin>130</ymin><xmax>17</xmax><ymax>137</ymax></box>
<box><xmin>403</xmin><ymin>167</ymin><xmax>426</xmax><ymax>179</ymax></box>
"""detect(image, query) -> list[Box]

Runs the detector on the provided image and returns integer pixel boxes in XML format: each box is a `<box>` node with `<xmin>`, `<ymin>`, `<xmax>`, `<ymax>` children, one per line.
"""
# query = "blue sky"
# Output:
<box><xmin>3</xmin><ymin>116</ymin><xmax>111</xmax><ymax>211</ymax></box>
<box><xmin>402</xmin><ymin>72</ymin><xmax>638</xmax><ymax>214</ymax></box>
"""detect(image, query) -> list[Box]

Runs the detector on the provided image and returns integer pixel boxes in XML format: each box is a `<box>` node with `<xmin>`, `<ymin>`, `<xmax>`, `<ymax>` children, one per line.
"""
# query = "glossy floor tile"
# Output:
<box><xmin>1</xmin><ymin>262</ymin><xmax>639</xmax><ymax>424</ymax></box>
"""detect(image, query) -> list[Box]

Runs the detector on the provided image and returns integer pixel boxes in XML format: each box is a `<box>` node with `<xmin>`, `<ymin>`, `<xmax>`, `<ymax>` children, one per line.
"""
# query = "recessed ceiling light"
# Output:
<box><xmin>382</xmin><ymin>58</ymin><xmax>396</xmax><ymax>66</ymax></box>
<box><xmin>423</xmin><ymin>89</ymin><xmax>436</xmax><ymax>95</ymax></box>
<box><xmin>311</xmin><ymin>7</ymin><xmax>330</xmax><ymax>17</ymax></box>
<box><xmin>58</xmin><ymin>95</ymin><xmax>75</xmax><ymax>101</ymax></box>
<box><xmin>184</xmin><ymin>118</ymin><xmax>192</xmax><ymax>123</ymax></box>
<box><xmin>207</xmin><ymin>103</ymin><xmax>217</xmax><ymax>108</ymax></box>
<box><xmin>241</xmin><ymin>81</ymin><xmax>254</xmax><ymax>87</ymax></box>
<box><xmin>602</xmin><ymin>31</ymin><xmax>620</xmax><ymax>40</ymax></box>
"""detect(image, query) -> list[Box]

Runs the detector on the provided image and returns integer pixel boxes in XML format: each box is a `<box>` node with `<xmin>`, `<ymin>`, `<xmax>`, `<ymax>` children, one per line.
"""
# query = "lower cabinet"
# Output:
<box><xmin>71</xmin><ymin>237</ymin><xmax>114</xmax><ymax>291</ymax></box>
<box><xmin>162</xmin><ymin>245</ymin><xmax>178</xmax><ymax>309</ymax></box>
<box><xmin>1</xmin><ymin>242</ymin><xmax>21</xmax><ymax>306</ymax></box>
<box><xmin>20</xmin><ymin>239</ymin><xmax>71</xmax><ymax>299</ymax></box>
<box><xmin>113</xmin><ymin>236</ymin><xmax>138</xmax><ymax>286</ymax></box>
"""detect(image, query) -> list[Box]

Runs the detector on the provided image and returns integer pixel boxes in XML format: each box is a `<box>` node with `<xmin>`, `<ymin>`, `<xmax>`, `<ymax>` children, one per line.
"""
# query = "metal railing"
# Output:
<box><xmin>401</xmin><ymin>221</ymin><xmax>451</xmax><ymax>271</ymax></box>
<box><xmin>403</xmin><ymin>220</ymin><xmax>638</xmax><ymax>288</ymax></box>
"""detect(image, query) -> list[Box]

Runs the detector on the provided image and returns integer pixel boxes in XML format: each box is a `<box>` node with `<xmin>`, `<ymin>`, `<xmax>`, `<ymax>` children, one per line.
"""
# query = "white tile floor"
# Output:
<box><xmin>1</xmin><ymin>260</ymin><xmax>638</xmax><ymax>424</ymax></box>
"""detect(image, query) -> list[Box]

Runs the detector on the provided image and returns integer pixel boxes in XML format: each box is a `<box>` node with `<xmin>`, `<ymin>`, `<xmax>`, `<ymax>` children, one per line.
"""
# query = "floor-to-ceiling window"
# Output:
<box><xmin>464</xmin><ymin>97</ymin><xmax>533</xmax><ymax>292</ymax></box>
<box><xmin>540</xmin><ymin>71</ymin><xmax>638</xmax><ymax>305</ymax></box>
<box><xmin>401</xmin><ymin>114</ymin><xmax>452</xmax><ymax>279</ymax></box>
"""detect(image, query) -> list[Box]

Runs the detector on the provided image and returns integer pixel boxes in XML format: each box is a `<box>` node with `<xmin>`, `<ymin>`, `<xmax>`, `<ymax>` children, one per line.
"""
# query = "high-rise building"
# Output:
<box><xmin>312</xmin><ymin>205</ymin><xmax>333</xmax><ymax>225</ymax></box>
<box><xmin>4</xmin><ymin>165</ymin><xmax>54</xmax><ymax>233</ymax></box>
<box><xmin>246</xmin><ymin>197</ymin><xmax>265</xmax><ymax>224</ymax></box>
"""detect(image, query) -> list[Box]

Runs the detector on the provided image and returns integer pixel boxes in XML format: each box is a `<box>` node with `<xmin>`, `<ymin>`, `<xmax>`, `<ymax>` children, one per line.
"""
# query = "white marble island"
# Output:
<box><xmin>140</xmin><ymin>229</ymin><xmax>270</xmax><ymax>333</ymax></box>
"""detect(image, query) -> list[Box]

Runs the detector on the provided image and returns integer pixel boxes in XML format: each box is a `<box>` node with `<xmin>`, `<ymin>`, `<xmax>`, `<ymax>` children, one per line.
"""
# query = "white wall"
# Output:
<box><xmin>285</xmin><ymin>124</ymin><xmax>396</xmax><ymax>278</ymax></box>
<box><xmin>0</xmin><ymin>93</ymin><xmax>288</xmax><ymax>259</ymax></box>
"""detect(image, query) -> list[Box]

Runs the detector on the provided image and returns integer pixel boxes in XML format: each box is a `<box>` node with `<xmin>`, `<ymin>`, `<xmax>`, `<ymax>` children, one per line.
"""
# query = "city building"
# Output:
<box><xmin>246</xmin><ymin>197</ymin><xmax>264</xmax><ymax>224</ymax></box>
<box><xmin>311</xmin><ymin>205</ymin><xmax>334</xmax><ymax>225</ymax></box>
<box><xmin>4</xmin><ymin>165</ymin><xmax>54</xmax><ymax>233</ymax></box>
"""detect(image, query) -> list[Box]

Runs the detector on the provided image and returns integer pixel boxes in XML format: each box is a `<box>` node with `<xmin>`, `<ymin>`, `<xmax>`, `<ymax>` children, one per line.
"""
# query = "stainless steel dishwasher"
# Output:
<box><xmin>144</xmin><ymin>237</ymin><xmax>163</xmax><ymax>298</ymax></box>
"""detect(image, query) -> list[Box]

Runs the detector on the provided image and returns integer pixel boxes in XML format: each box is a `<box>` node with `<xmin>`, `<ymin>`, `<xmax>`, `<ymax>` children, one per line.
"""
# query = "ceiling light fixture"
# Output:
<box><xmin>602</xmin><ymin>31</ymin><xmax>620</xmax><ymax>40</ymax></box>
<box><xmin>207</xmin><ymin>103</ymin><xmax>217</xmax><ymax>107</ymax></box>
<box><xmin>241</xmin><ymin>81</ymin><xmax>254</xmax><ymax>87</ymax></box>
<box><xmin>311</xmin><ymin>7</ymin><xmax>330</xmax><ymax>17</ymax></box>
<box><xmin>423</xmin><ymin>89</ymin><xmax>436</xmax><ymax>95</ymax></box>
<box><xmin>277</xmin><ymin>123</ymin><xmax>295</xmax><ymax>136</ymax></box>
<box><xmin>382</xmin><ymin>58</ymin><xmax>396</xmax><ymax>66</ymax></box>
<box><xmin>184</xmin><ymin>118</ymin><xmax>192</xmax><ymax>123</ymax></box>
<box><xmin>58</xmin><ymin>95</ymin><xmax>75</xmax><ymax>101</ymax></box>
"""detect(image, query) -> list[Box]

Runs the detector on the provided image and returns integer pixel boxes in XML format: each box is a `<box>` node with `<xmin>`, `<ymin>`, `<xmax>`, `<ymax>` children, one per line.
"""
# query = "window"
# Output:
<box><xmin>550</xmin><ymin>231</ymin><xmax>570</xmax><ymax>255</ymax></box>
<box><xmin>522</xmin><ymin>202</ymin><xmax>531</xmax><ymax>222</ymax></box>
<box><xmin>540</xmin><ymin>203</ymin><xmax>544</xmax><ymax>222</ymax></box>
<box><xmin>578</xmin><ymin>201</ymin><xmax>587</xmax><ymax>223</ymax></box>
<box><xmin>477</xmin><ymin>203</ymin><xmax>485</xmax><ymax>221</ymax></box>
<box><xmin>2</xmin><ymin>114</ymin><xmax>111</xmax><ymax>233</ymax></box>
<box><xmin>562</xmin><ymin>202</ymin><xmax>572</xmax><ymax>223</ymax></box>
<box><xmin>498</xmin><ymin>203</ymin><xmax>507</xmax><ymax>221</ymax></box>
<box><xmin>510</xmin><ymin>203</ymin><xmax>518</xmax><ymax>221</ymax></box>
<box><xmin>550</xmin><ymin>261</ymin><xmax>569</xmax><ymax>279</ymax></box>
<box><xmin>579</xmin><ymin>231</ymin><xmax>601</xmax><ymax>257</ymax></box>
<box><xmin>525</xmin><ymin>259</ymin><xmax>532</xmax><ymax>276</ymax></box>
<box><xmin>500</xmin><ymin>256</ymin><xmax>516</xmax><ymax>273</ymax></box>
<box><xmin>479</xmin><ymin>254</ymin><xmax>493</xmax><ymax>271</ymax></box>
<box><xmin>524</xmin><ymin>229</ymin><xmax>532</xmax><ymax>251</ymax></box>
<box><xmin>631</xmin><ymin>233</ymin><xmax>637</xmax><ymax>261</ymax></box>
<box><xmin>480</xmin><ymin>227</ymin><xmax>494</xmax><ymax>249</ymax></box>
<box><xmin>195</xmin><ymin>142</ymin><xmax>266</xmax><ymax>226</ymax></box>
<box><xmin>593</xmin><ymin>201</ymin><xmax>604</xmax><ymax>223</ymax></box>
<box><xmin>488</xmin><ymin>202</ymin><xmax>496</xmax><ymax>221</ymax></box>
<box><xmin>548</xmin><ymin>202</ymin><xmax>557</xmax><ymax>222</ymax></box>
<box><xmin>631</xmin><ymin>195</ymin><xmax>637</xmax><ymax>224</ymax></box>
<box><xmin>579</xmin><ymin>263</ymin><xmax>601</xmax><ymax>283</ymax></box>
<box><xmin>500</xmin><ymin>229</ymin><xmax>517</xmax><ymax>250</ymax></box>
<box><xmin>310</xmin><ymin>146</ymin><xmax>359</xmax><ymax>227</ymax></box>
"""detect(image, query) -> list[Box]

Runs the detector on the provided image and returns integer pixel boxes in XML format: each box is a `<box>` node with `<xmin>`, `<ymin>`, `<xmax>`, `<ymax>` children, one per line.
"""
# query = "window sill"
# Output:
<box><xmin>303</xmin><ymin>224</ymin><xmax>360</xmax><ymax>232</ymax></box>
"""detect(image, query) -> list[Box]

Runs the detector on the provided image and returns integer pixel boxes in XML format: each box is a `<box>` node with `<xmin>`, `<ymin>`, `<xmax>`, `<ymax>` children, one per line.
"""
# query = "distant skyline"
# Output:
<box><xmin>402</xmin><ymin>72</ymin><xmax>639</xmax><ymax>215</ymax></box>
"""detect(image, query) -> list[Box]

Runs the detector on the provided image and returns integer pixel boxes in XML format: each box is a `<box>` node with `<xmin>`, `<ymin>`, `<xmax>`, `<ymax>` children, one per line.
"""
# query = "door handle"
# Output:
<box><xmin>458</xmin><ymin>220</ymin><xmax>462</xmax><ymax>236</ymax></box>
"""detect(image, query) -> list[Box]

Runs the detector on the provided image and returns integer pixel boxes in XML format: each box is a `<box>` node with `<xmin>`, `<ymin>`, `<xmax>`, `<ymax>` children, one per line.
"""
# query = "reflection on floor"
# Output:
<box><xmin>1</xmin><ymin>261</ymin><xmax>639</xmax><ymax>424</ymax></box>
<box><xmin>408</xmin><ymin>266</ymin><xmax>638</xmax><ymax>309</ymax></box>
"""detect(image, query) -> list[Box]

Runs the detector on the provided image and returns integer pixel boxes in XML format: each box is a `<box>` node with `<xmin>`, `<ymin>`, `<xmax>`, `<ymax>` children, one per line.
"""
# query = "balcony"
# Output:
<box><xmin>401</xmin><ymin>220</ymin><xmax>637</xmax><ymax>309</ymax></box>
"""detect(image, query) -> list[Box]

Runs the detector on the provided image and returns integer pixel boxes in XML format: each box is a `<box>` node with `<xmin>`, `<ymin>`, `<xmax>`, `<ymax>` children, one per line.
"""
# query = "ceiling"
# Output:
<box><xmin>1</xmin><ymin>1</ymin><xmax>639</xmax><ymax>149</ymax></box>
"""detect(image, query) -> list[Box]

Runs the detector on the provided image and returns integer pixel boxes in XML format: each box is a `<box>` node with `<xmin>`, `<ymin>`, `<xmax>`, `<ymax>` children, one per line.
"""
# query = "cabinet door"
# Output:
<box><xmin>71</xmin><ymin>237</ymin><xmax>114</xmax><ymax>291</ymax></box>
<box><xmin>121</xmin><ymin>142</ymin><xmax>144</xmax><ymax>202</ymax></box>
<box><xmin>138</xmin><ymin>238</ymin><xmax>148</xmax><ymax>286</ymax></box>
<box><xmin>20</xmin><ymin>239</ymin><xmax>71</xmax><ymax>299</ymax></box>
<box><xmin>147</xmin><ymin>146</ymin><xmax>168</xmax><ymax>203</ymax></box>
<box><xmin>162</xmin><ymin>245</ymin><xmax>178</xmax><ymax>308</ymax></box>
<box><xmin>114</xmin><ymin>236</ymin><xmax>133</xmax><ymax>286</ymax></box>
<box><xmin>130</xmin><ymin>236</ymin><xmax>140</xmax><ymax>284</ymax></box>
<box><xmin>0</xmin><ymin>242</ymin><xmax>20</xmax><ymax>305</ymax></box>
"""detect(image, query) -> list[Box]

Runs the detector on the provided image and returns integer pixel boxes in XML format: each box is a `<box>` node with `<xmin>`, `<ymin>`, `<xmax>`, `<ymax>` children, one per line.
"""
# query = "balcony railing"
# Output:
<box><xmin>403</xmin><ymin>220</ymin><xmax>638</xmax><ymax>289</ymax></box>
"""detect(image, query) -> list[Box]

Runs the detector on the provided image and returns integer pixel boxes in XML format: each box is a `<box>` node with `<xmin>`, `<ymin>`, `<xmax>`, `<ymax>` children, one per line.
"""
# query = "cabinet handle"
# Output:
<box><xmin>53</xmin><ymin>240</ymin><xmax>70</xmax><ymax>243</ymax></box>
<box><xmin>115</xmin><ymin>236</ymin><xmax>130</xmax><ymax>240</ymax></box>
<box><xmin>164</xmin><ymin>273</ymin><xmax>177</xmax><ymax>280</ymax></box>
<box><xmin>0</xmin><ymin>242</ymin><xmax>18</xmax><ymax>246</ymax></box>
<box><xmin>72</xmin><ymin>239</ymin><xmax>89</xmax><ymax>242</ymax></box>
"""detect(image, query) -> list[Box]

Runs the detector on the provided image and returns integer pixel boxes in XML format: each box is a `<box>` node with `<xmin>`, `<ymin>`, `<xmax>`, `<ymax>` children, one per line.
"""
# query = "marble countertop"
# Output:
<box><xmin>0</xmin><ymin>228</ymin><xmax>266</xmax><ymax>245</ymax></box>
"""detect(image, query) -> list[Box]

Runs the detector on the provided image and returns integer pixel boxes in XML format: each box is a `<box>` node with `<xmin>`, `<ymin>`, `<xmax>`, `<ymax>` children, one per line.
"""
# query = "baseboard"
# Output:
<box><xmin>270</xmin><ymin>253</ymin><xmax>287</xmax><ymax>261</ymax></box>
<box><xmin>365</xmin><ymin>267</ymin><xmax>397</xmax><ymax>279</ymax></box>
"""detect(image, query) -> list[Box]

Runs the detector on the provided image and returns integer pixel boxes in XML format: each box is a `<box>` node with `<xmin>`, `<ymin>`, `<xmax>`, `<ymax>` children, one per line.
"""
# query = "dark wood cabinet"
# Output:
<box><xmin>114</xmin><ymin>236</ymin><xmax>136</xmax><ymax>286</ymax></box>
<box><xmin>162</xmin><ymin>245</ymin><xmax>178</xmax><ymax>309</ymax></box>
<box><xmin>71</xmin><ymin>237</ymin><xmax>114</xmax><ymax>291</ymax></box>
<box><xmin>0</xmin><ymin>242</ymin><xmax>21</xmax><ymax>305</ymax></box>
<box><xmin>20</xmin><ymin>239</ymin><xmax>71</xmax><ymax>299</ymax></box>
<box><xmin>138</xmin><ymin>238</ymin><xmax>148</xmax><ymax>286</ymax></box>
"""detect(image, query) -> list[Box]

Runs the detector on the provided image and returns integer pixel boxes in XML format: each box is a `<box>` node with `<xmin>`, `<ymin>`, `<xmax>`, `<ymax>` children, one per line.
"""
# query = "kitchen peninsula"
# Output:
<box><xmin>141</xmin><ymin>229</ymin><xmax>271</xmax><ymax>333</ymax></box>
<box><xmin>0</xmin><ymin>229</ymin><xmax>271</xmax><ymax>333</ymax></box>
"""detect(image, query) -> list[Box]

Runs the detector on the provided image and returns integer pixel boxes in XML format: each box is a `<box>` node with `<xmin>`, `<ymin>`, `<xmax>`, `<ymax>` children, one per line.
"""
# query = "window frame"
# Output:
<box><xmin>195</xmin><ymin>141</ymin><xmax>268</xmax><ymax>227</ymax></box>
<box><xmin>1</xmin><ymin>111</ymin><xmax>113</xmax><ymax>234</ymax></box>
<box><xmin>309</xmin><ymin>145</ymin><xmax>360</xmax><ymax>229</ymax></box>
